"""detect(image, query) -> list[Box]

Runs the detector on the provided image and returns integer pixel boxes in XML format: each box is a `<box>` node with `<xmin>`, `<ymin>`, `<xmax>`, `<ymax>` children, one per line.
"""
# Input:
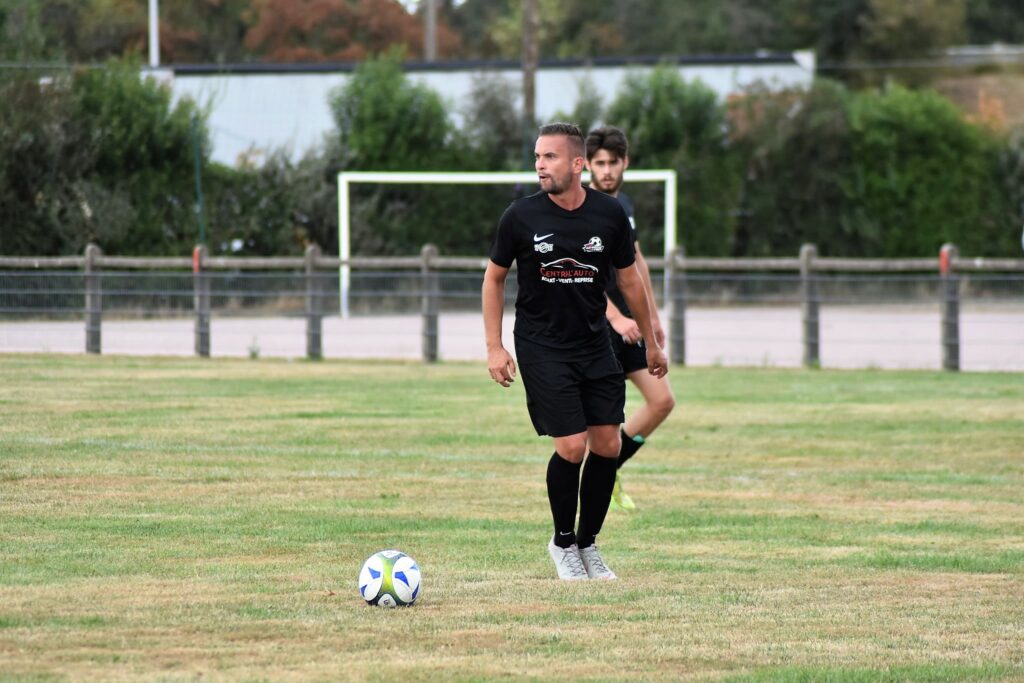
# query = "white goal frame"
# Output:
<box><xmin>337</xmin><ymin>170</ymin><xmax>677</xmax><ymax>318</ymax></box>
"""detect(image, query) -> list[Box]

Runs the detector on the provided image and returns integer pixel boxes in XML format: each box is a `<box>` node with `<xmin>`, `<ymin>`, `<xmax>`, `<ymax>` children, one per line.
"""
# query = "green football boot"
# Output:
<box><xmin>610</xmin><ymin>471</ymin><xmax>636</xmax><ymax>512</ymax></box>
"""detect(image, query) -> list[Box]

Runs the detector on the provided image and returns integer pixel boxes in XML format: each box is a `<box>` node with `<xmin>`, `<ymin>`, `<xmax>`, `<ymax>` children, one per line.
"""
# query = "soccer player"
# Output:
<box><xmin>482</xmin><ymin>122</ymin><xmax>668</xmax><ymax>581</ymax></box>
<box><xmin>585</xmin><ymin>126</ymin><xmax>677</xmax><ymax>512</ymax></box>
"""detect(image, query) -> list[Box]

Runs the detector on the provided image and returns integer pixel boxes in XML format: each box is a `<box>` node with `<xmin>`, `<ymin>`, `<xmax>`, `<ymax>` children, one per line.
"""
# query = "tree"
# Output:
<box><xmin>0</xmin><ymin>0</ymin><xmax>52</xmax><ymax>61</ymax></box>
<box><xmin>857</xmin><ymin>0</ymin><xmax>966</xmax><ymax>62</ymax></box>
<box><xmin>460</xmin><ymin>74</ymin><xmax>524</xmax><ymax>171</ymax></box>
<box><xmin>245</xmin><ymin>0</ymin><xmax>460</xmax><ymax>62</ymax></box>
<box><xmin>728</xmin><ymin>79</ymin><xmax>857</xmax><ymax>256</ymax></box>
<box><xmin>0</xmin><ymin>60</ymin><xmax>206</xmax><ymax>256</ymax></box>
<box><xmin>160</xmin><ymin>0</ymin><xmax>254</xmax><ymax>64</ymax></box>
<box><xmin>330</xmin><ymin>53</ymin><xmax>452</xmax><ymax>170</ymax></box>
<box><xmin>0</xmin><ymin>0</ymin><xmax>179</xmax><ymax>65</ymax></box>
<box><xmin>966</xmin><ymin>0</ymin><xmax>1024</xmax><ymax>45</ymax></box>
<box><xmin>606</xmin><ymin>66</ymin><xmax>741</xmax><ymax>255</ymax></box>
<box><xmin>731</xmin><ymin>79</ymin><xmax>1016</xmax><ymax>257</ymax></box>
<box><xmin>846</xmin><ymin>84</ymin><xmax>1009</xmax><ymax>256</ymax></box>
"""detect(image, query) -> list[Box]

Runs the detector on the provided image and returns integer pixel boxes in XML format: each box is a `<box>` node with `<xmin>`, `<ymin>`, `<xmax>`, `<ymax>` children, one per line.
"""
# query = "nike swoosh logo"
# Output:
<box><xmin>534</xmin><ymin>233</ymin><xmax>554</xmax><ymax>242</ymax></box>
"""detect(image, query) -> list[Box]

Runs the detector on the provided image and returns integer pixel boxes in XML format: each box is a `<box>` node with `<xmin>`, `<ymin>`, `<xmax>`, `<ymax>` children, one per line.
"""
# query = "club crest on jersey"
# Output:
<box><xmin>534</xmin><ymin>241</ymin><xmax>553</xmax><ymax>253</ymax></box>
<box><xmin>583</xmin><ymin>236</ymin><xmax>604</xmax><ymax>253</ymax></box>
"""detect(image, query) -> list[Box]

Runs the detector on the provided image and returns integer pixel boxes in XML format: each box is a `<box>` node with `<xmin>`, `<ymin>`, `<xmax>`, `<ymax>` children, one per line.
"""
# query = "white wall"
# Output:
<box><xmin>166</xmin><ymin>52</ymin><xmax>815</xmax><ymax>166</ymax></box>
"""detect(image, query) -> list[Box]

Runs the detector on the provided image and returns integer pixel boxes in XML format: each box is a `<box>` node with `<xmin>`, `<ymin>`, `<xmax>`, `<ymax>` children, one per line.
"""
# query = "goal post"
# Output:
<box><xmin>336</xmin><ymin>170</ymin><xmax>677</xmax><ymax>318</ymax></box>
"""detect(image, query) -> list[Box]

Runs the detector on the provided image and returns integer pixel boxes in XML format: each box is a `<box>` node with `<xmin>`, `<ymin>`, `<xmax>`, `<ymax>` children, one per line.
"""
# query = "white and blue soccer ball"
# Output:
<box><xmin>358</xmin><ymin>550</ymin><xmax>421</xmax><ymax>607</ymax></box>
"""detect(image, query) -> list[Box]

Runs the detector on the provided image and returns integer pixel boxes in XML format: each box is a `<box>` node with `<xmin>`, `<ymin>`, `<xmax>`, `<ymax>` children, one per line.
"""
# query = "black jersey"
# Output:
<box><xmin>605</xmin><ymin>191</ymin><xmax>638</xmax><ymax>319</ymax></box>
<box><xmin>490</xmin><ymin>187</ymin><xmax>636</xmax><ymax>364</ymax></box>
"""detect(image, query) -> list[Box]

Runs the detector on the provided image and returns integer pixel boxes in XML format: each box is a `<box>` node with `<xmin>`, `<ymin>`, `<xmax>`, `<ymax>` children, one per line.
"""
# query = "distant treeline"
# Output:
<box><xmin>1</xmin><ymin>56</ymin><xmax>1022</xmax><ymax>258</ymax></box>
<box><xmin>3</xmin><ymin>0</ymin><xmax>1023</xmax><ymax>73</ymax></box>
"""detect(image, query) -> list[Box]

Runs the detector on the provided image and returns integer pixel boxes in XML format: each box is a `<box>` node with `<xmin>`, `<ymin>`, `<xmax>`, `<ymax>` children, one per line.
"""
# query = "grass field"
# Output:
<box><xmin>1</xmin><ymin>354</ymin><xmax>1022</xmax><ymax>681</ymax></box>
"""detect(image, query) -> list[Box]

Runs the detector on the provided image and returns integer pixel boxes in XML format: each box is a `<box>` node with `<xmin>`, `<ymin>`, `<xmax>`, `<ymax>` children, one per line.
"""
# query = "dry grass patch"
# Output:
<box><xmin>1</xmin><ymin>356</ymin><xmax>1022</xmax><ymax>680</ymax></box>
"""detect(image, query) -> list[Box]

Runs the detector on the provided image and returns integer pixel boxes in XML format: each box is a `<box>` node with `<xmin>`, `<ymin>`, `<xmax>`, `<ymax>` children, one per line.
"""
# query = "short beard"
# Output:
<box><xmin>542</xmin><ymin>173</ymin><xmax>571</xmax><ymax>195</ymax></box>
<box><xmin>594</xmin><ymin>175</ymin><xmax>622</xmax><ymax>195</ymax></box>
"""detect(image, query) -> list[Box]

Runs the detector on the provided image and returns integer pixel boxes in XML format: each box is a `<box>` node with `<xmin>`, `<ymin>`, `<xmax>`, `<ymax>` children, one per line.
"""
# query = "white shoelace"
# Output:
<box><xmin>580</xmin><ymin>546</ymin><xmax>610</xmax><ymax>574</ymax></box>
<box><xmin>556</xmin><ymin>545</ymin><xmax>587</xmax><ymax>577</ymax></box>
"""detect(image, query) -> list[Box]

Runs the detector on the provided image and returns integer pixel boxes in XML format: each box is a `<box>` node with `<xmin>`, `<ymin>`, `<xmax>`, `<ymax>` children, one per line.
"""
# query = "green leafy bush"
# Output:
<box><xmin>731</xmin><ymin>79</ymin><xmax>1018</xmax><ymax>257</ymax></box>
<box><xmin>606</xmin><ymin>66</ymin><xmax>742</xmax><ymax>256</ymax></box>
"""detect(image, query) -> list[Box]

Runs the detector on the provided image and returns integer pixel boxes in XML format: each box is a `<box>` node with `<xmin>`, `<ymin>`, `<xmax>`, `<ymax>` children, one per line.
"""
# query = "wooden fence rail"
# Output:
<box><xmin>1</xmin><ymin>242</ymin><xmax>1022</xmax><ymax>370</ymax></box>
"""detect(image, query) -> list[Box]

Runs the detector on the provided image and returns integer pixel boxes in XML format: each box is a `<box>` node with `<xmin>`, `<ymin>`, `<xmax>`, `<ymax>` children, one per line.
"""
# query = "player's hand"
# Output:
<box><xmin>651</xmin><ymin>317</ymin><xmax>666</xmax><ymax>349</ymax></box>
<box><xmin>487</xmin><ymin>346</ymin><xmax>517</xmax><ymax>387</ymax></box>
<box><xmin>610</xmin><ymin>315</ymin><xmax>642</xmax><ymax>344</ymax></box>
<box><xmin>646</xmin><ymin>345</ymin><xmax>669</xmax><ymax>379</ymax></box>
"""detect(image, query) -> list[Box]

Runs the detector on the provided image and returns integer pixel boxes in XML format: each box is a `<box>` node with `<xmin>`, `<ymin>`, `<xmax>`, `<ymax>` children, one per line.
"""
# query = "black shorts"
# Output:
<box><xmin>518</xmin><ymin>353</ymin><xmax>626</xmax><ymax>437</ymax></box>
<box><xmin>609</xmin><ymin>323</ymin><xmax>649</xmax><ymax>375</ymax></box>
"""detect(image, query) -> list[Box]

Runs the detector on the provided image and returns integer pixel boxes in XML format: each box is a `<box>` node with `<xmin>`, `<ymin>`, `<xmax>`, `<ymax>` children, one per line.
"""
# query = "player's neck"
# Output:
<box><xmin>547</xmin><ymin>183</ymin><xmax>586</xmax><ymax>211</ymax></box>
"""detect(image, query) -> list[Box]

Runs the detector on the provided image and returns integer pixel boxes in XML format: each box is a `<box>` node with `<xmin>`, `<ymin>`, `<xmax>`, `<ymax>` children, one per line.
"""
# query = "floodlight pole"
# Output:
<box><xmin>148</xmin><ymin>0</ymin><xmax>160</xmax><ymax>67</ymax></box>
<box><xmin>521</xmin><ymin>0</ymin><xmax>538</xmax><ymax>165</ymax></box>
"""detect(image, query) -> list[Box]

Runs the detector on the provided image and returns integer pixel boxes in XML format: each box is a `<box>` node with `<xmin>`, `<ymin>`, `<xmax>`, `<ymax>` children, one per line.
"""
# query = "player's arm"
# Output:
<box><xmin>616</xmin><ymin>264</ymin><xmax>668</xmax><ymax>378</ymax></box>
<box><xmin>633</xmin><ymin>242</ymin><xmax>665</xmax><ymax>348</ymax></box>
<box><xmin>482</xmin><ymin>260</ymin><xmax>516</xmax><ymax>387</ymax></box>
<box><xmin>606</xmin><ymin>297</ymin><xmax>642</xmax><ymax>344</ymax></box>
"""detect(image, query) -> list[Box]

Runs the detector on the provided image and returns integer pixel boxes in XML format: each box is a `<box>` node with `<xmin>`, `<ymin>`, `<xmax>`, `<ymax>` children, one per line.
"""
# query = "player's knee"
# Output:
<box><xmin>651</xmin><ymin>392</ymin><xmax>676</xmax><ymax>419</ymax></box>
<box><xmin>590</xmin><ymin>434</ymin><xmax>620</xmax><ymax>458</ymax></box>
<box><xmin>557</xmin><ymin>436</ymin><xmax>588</xmax><ymax>463</ymax></box>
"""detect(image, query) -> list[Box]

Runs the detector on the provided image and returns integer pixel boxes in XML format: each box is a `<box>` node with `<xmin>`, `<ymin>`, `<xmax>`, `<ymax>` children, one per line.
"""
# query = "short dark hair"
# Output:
<box><xmin>585</xmin><ymin>126</ymin><xmax>629</xmax><ymax>161</ymax></box>
<box><xmin>538</xmin><ymin>122</ymin><xmax>585</xmax><ymax>158</ymax></box>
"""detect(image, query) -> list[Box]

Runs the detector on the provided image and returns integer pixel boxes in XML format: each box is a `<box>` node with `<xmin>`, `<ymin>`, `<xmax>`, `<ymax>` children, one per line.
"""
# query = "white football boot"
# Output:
<box><xmin>579</xmin><ymin>543</ymin><xmax>617</xmax><ymax>580</ymax></box>
<box><xmin>547</xmin><ymin>537</ymin><xmax>588</xmax><ymax>580</ymax></box>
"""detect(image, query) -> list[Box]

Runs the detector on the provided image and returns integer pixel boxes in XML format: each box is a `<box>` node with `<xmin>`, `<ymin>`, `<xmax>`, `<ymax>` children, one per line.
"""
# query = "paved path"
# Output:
<box><xmin>1</xmin><ymin>307</ymin><xmax>1021</xmax><ymax>371</ymax></box>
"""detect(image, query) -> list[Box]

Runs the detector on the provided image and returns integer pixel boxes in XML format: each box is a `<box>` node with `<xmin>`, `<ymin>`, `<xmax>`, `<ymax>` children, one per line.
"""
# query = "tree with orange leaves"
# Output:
<box><xmin>245</xmin><ymin>0</ymin><xmax>460</xmax><ymax>63</ymax></box>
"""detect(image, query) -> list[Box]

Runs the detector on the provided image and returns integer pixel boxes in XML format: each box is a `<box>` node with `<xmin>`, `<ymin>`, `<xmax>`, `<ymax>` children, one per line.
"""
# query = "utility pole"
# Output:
<box><xmin>521</xmin><ymin>0</ymin><xmax>539</xmax><ymax>165</ymax></box>
<box><xmin>148</xmin><ymin>0</ymin><xmax>160</xmax><ymax>67</ymax></box>
<box><xmin>424</xmin><ymin>0</ymin><xmax>437</xmax><ymax>62</ymax></box>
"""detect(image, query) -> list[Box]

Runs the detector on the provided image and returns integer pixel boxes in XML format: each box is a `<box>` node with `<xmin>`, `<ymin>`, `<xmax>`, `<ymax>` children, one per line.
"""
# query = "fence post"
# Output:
<box><xmin>84</xmin><ymin>243</ymin><xmax>102</xmax><ymax>354</ymax></box>
<box><xmin>305</xmin><ymin>244</ymin><xmax>323</xmax><ymax>360</ymax></box>
<box><xmin>421</xmin><ymin>243</ymin><xmax>440</xmax><ymax>363</ymax></box>
<box><xmin>800</xmin><ymin>243</ymin><xmax>819</xmax><ymax>368</ymax></box>
<box><xmin>940</xmin><ymin>243</ymin><xmax>960</xmax><ymax>371</ymax></box>
<box><xmin>193</xmin><ymin>244</ymin><xmax>210</xmax><ymax>357</ymax></box>
<box><xmin>667</xmin><ymin>246</ymin><xmax>686</xmax><ymax>366</ymax></box>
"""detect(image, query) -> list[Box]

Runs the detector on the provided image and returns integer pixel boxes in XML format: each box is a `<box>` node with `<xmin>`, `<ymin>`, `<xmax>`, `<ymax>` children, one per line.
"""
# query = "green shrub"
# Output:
<box><xmin>606</xmin><ymin>65</ymin><xmax>742</xmax><ymax>256</ymax></box>
<box><xmin>732</xmin><ymin>80</ymin><xmax>1018</xmax><ymax>257</ymax></box>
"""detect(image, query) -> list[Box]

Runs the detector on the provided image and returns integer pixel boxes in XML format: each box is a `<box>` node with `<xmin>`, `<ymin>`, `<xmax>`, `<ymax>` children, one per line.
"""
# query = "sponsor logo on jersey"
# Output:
<box><xmin>583</xmin><ymin>236</ymin><xmax>604</xmax><ymax>253</ymax></box>
<box><xmin>534</xmin><ymin>233</ymin><xmax>554</xmax><ymax>242</ymax></box>
<box><xmin>540</xmin><ymin>257</ymin><xmax>598</xmax><ymax>284</ymax></box>
<box><xmin>534</xmin><ymin>241</ymin><xmax>553</xmax><ymax>253</ymax></box>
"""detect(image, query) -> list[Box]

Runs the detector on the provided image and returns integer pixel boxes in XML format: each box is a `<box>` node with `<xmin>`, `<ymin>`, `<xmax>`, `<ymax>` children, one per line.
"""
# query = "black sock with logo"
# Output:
<box><xmin>576</xmin><ymin>451</ymin><xmax>617</xmax><ymax>549</ymax></box>
<box><xmin>617</xmin><ymin>428</ymin><xmax>645</xmax><ymax>469</ymax></box>
<box><xmin>546</xmin><ymin>452</ymin><xmax>581</xmax><ymax>548</ymax></box>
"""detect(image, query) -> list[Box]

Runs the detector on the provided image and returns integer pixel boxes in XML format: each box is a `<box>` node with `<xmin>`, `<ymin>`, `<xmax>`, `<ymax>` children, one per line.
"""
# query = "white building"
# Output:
<box><xmin>156</xmin><ymin>52</ymin><xmax>815</xmax><ymax>166</ymax></box>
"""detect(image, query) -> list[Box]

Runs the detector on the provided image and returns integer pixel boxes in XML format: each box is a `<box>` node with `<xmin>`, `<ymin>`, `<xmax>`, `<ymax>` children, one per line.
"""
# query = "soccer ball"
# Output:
<box><xmin>358</xmin><ymin>550</ymin><xmax>421</xmax><ymax>607</ymax></box>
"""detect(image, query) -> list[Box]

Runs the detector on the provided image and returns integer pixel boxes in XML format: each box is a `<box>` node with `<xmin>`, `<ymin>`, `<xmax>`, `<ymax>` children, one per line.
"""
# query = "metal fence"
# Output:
<box><xmin>1</xmin><ymin>243</ymin><xmax>1022</xmax><ymax>370</ymax></box>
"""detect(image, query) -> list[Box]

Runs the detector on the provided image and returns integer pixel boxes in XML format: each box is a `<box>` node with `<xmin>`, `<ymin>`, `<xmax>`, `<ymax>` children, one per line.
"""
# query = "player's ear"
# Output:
<box><xmin>573</xmin><ymin>155</ymin><xmax>585</xmax><ymax>174</ymax></box>
<box><xmin>622</xmin><ymin>155</ymin><xmax>630</xmax><ymax>171</ymax></box>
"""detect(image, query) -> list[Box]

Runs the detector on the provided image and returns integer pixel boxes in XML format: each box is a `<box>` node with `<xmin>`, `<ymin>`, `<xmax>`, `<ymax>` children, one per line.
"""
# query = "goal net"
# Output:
<box><xmin>337</xmin><ymin>170</ymin><xmax>677</xmax><ymax>318</ymax></box>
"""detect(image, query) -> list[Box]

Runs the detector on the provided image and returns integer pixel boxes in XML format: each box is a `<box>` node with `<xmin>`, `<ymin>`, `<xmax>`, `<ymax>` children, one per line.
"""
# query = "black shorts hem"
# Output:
<box><xmin>517</xmin><ymin>355</ymin><xmax>625</xmax><ymax>437</ymax></box>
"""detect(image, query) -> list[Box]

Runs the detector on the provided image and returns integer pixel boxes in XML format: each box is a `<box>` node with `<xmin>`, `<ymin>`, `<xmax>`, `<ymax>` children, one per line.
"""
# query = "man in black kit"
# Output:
<box><xmin>482</xmin><ymin>122</ymin><xmax>668</xmax><ymax>581</ymax></box>
<box><xmin>586</xmin><ymin>126</ymin><xmax>676</xmax><ymax>512</ymax></box>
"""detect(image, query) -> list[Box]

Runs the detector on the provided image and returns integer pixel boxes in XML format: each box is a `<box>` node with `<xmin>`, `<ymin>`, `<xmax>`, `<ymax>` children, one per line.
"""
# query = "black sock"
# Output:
<box><xmin>576</xmin><ymin>451</ymin><xmax>617</xmax><ymax>549</ymax></box>
<box><xmin>546</xmin><ymin>452</ymin><xmax>581</xmax><ymax>548</ymax></box>
<box><xmin>617</xmin><ymin>428</ymin><xmax>644</xmax><ymax>469</ymax></box>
